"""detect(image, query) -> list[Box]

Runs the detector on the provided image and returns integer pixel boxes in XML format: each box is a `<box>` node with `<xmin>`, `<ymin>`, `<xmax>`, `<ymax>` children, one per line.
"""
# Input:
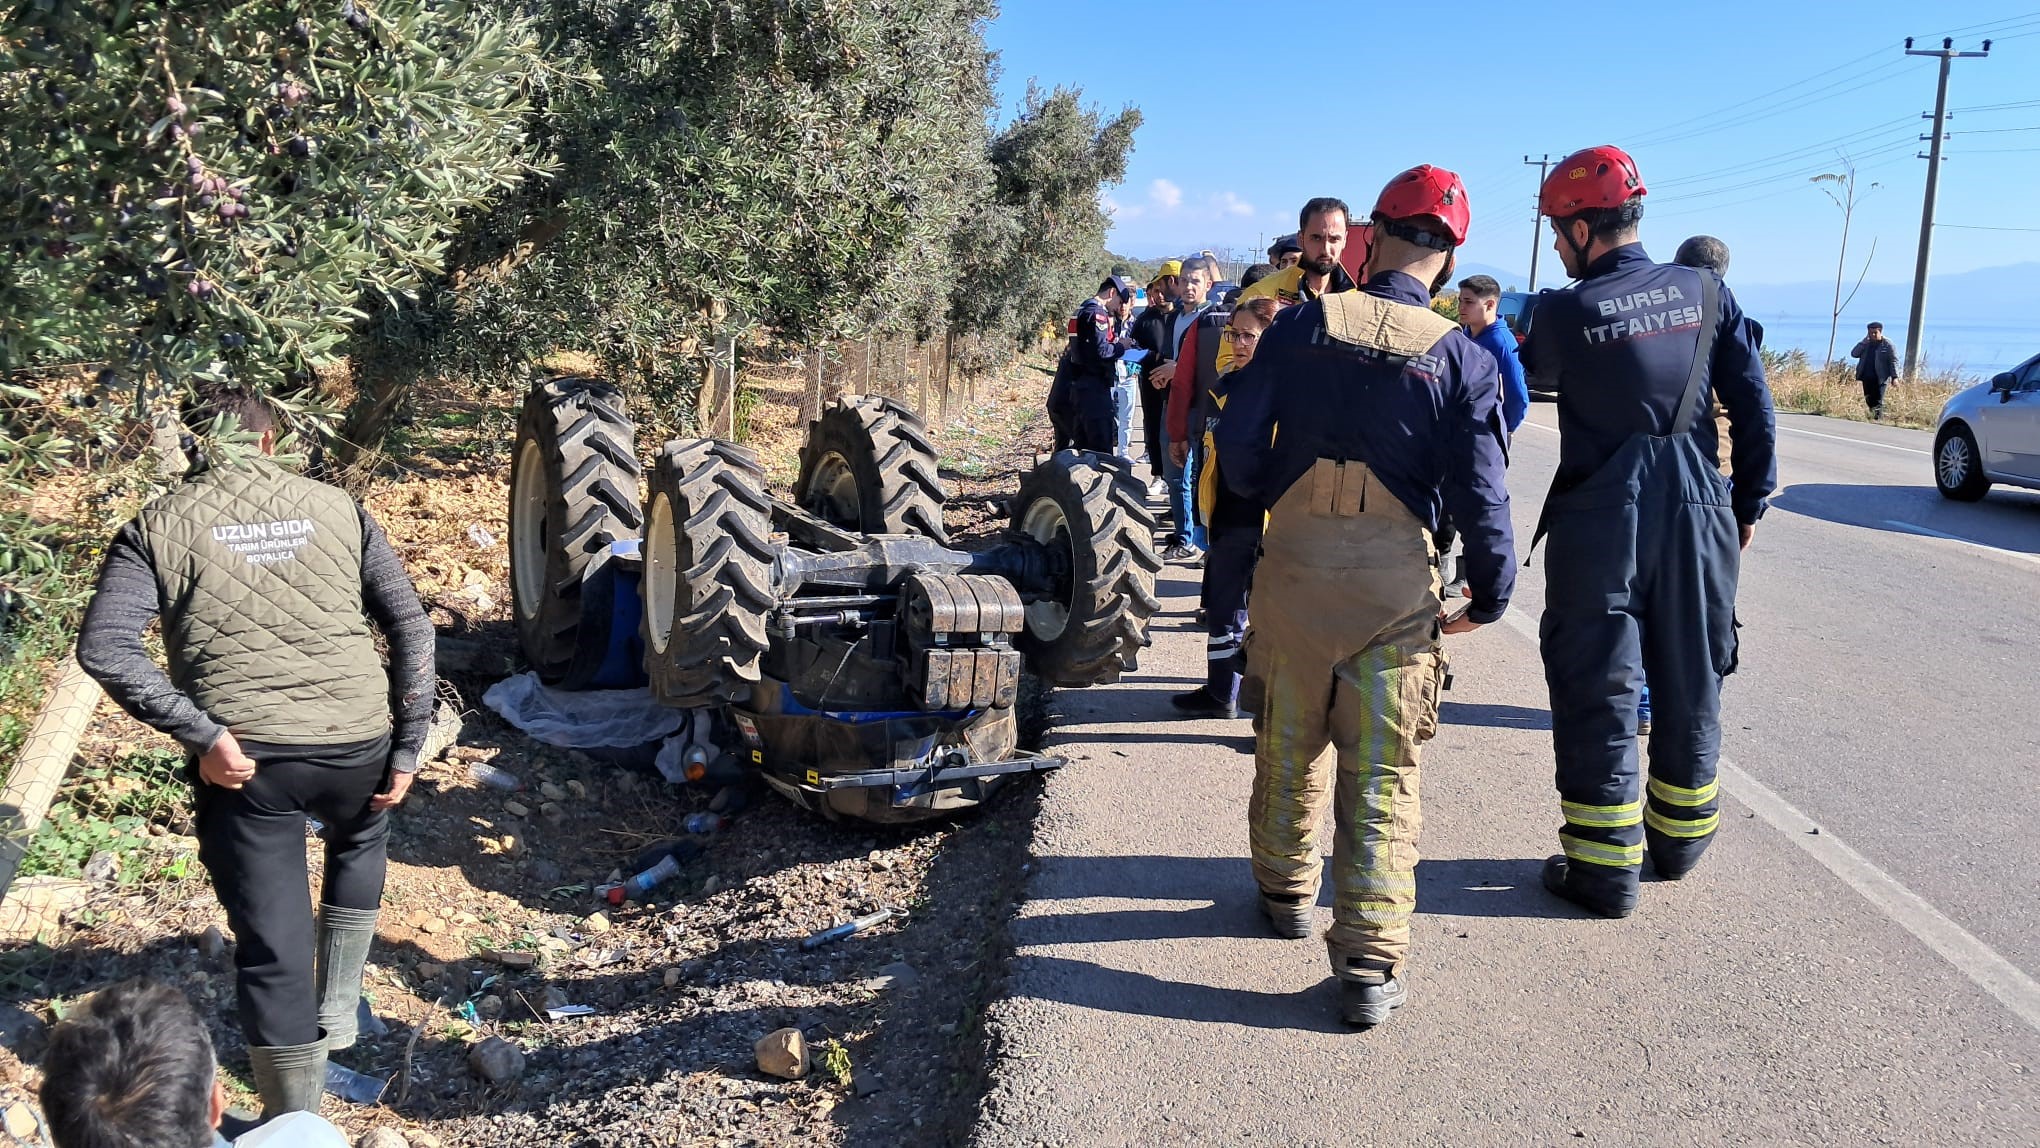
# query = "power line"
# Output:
<box><xmin>1938</xmin><ymin>223</ymin><xmax>2040</xmax><ymax>232</ymax></box>
<box><xmin>1645</xmin><ymin>152</ymin><xmax>1916</xmax><ymax>222</ymax></box>
<box><xmin>1648</xmin><ymin>118</ymin><xmax>1917</xmax><ymax>190</ymax></box>
<box><xmin>1947</xmin><ymin>123</ymin><xmax>2040</xmax><ymax>134</ymax></box>
<box><xmin>1650</xmin><ymin>138</ymin><xmax>1919</xmax><ymax>204</ymax></box>
<box><xmin>1631</xmin><ymin>60</ymin><xmax>1916</xmax><ymax>149</ymax></box>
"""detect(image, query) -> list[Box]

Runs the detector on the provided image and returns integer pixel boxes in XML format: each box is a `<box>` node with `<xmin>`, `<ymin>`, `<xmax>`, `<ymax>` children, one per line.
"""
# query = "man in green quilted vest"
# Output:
<box><xmin>77</xmin><ymin>386</ymin><xmax>434</xmax><ymax>1119</ymax></box>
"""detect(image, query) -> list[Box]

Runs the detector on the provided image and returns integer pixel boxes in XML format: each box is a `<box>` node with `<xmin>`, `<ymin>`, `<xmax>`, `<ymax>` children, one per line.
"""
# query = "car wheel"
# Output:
<box><xmin>1933</xmin><ymin>422</ymin><xmax>1990</xmax><ymax>502</ymax></box>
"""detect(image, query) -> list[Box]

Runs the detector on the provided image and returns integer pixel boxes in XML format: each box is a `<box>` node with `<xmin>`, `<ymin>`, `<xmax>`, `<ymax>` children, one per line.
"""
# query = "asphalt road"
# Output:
<box><xmin>970</xmin><ymin>409</ymin><xmax>2040</xmax><ymax>1148</ymax></box>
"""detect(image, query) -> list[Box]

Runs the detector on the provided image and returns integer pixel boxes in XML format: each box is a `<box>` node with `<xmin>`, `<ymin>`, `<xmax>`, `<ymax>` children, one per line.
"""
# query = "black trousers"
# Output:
<box><xmin>1139</xmin><ymin>376</ymin><xmax>1169</xmax><ymax>478</ymax></box>
<box><xmin>193</xmin><ymin>733</ymin><xmax>391</xmax><ymax>1048</ymax></box>
<box><xmin>1071</xmin><ymin>383</ymin><xmax>1117</xmax><ymax>453</ymax></box>
<box><xmin>1861</xmin><ymin>378</ymin><xmax>1887</xmax><ymax>414</ymax></box>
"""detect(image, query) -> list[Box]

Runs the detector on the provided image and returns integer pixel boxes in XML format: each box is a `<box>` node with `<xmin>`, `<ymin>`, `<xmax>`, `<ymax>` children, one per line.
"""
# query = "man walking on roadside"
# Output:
<box><xmin>75</xmin><ymin>385</ymin><xmax>434</xmax><ymax>1119</ymax></box>
<box><xmin>1526</xmin><ymin>146</ymin><xmax>1776</xmax><ymax>918</ymax></box>
<box><xmin>1850</xmin><ymin>321</ymin><xmax>1899</xmax><ymax>419</ymax></box>
<box><xmin>1217</xmin><ymin>165</ymin><xmax>1514</xmax><ymax>1028</ymax></box>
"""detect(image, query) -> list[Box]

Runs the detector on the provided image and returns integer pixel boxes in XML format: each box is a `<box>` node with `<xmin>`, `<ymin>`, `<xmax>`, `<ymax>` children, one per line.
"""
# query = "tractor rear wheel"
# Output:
<box><xmin>510</xmin><ymin>377</ymin><xmax>642</xmax><ymax>688</ymax></box>
<box><xmin>1010</xmin><ymin>451</ymin><xmax>1161</xmax><ymax>686</ymax></box>
<box><xmin>642</xmin><ymin>438</ymin><xmax>778</xmax><ymax>707</ymax></box>
<box><xmin>796</xmin><ymin>395</ymin><xmax>949</xmax><ymax>542</ymax></box>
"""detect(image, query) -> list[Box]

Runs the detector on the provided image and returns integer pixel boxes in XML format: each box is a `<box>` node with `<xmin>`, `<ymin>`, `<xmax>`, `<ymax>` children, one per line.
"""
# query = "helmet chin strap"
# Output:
<box><xmin>1429</xmin><ymin>250</ymin><xmax>1456</xmax><ymax>295</ymax></box>
<box><xmin>1557</xmin><ymin>217</ymin><xmax>1593</xmax><ymax>274</ymax></box>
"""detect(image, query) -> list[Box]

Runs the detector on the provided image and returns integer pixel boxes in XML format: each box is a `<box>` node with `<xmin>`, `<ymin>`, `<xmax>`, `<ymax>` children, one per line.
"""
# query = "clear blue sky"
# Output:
<box><xmin>982</xmin><ymin>2</ymin><xmax>2040</xmax><ymax>287</ymax></box>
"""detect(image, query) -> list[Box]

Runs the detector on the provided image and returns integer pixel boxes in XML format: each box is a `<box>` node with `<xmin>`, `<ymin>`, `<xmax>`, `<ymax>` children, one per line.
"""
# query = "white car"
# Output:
<box><xmin>1933</xmin><ymin>352</ymin><xmax>2040</xmax><ymax>500</ymax></box>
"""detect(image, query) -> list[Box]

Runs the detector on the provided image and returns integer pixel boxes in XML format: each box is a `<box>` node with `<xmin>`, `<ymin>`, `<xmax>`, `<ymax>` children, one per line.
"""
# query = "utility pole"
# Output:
<box><xmin>1523</xmin><ymin>154</ymin><xmax>1552</xmax><ymax>292</ymax></box>
<box><xmin>1902</xmin><ymin>35</ymin><xmax>1990</xmax><ymax>378</ymax></box>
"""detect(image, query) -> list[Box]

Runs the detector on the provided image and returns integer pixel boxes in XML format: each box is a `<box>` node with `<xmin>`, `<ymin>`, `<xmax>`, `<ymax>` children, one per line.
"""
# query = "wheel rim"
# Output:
<box><xmin>645</xmin><ymin>492</ymin><xmax>676</xmax><ymax>655</ymax></box>
<box><xmin>1020</xmin><ymin>495</ymin><xmax>1073</xmax><ymax>641</ymax></box>
<box><xmin>805</xmin><ymin>451</ymin><xmax>861</xmax><ymax>527</ymax></box>
<box><xmin>511</xmin><ymin>437</ymin><xmax>548</xmax><ymax>617</ymax></box>
<box><xmin>1938</xmin><ymin>436</ymin><xmax>1971</xmax><ymax>489</ymax></box>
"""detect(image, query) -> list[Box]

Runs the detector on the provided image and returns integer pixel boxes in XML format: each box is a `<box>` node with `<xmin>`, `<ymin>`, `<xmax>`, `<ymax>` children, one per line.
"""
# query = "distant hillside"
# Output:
<box><xmin>1728</xmin><ymin>262</ymin><xmax>2038</xmax><ymax>327</ymax></box>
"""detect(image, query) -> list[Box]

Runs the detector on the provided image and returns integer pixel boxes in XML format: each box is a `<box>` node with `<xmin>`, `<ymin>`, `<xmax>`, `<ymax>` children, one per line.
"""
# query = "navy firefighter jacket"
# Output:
<box><xmin>1215</xmin><ymin>270</ymin><xmax>1517</xmax><ymax>624</ymax></box>
<box><xmin>1524</xmin><ymin>244</ymin><xmax>1777</xmax><ymax>524</ymax></box>
<box><xmin>1068</xmin><ymin>298</ymin><xmax>1126</xmax><ymax>385</ymax></box>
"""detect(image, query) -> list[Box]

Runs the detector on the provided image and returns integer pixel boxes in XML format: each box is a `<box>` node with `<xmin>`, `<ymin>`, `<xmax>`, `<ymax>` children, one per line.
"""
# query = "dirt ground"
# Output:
<box><xmin>0</xmin><ymin>352</ymin><xmax>1064</xmax><ymax>1147</ymax></box>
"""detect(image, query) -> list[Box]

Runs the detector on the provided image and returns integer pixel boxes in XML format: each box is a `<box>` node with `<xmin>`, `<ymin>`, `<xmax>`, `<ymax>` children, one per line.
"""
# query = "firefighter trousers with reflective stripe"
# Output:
<box><xmin>1246</xmin><ymin>459</ymin><xmax>1442</xmax><ymax>975</ymax></box>
<box><xmin>1539</xmin><ymin>431</ymin><xmax>1740</xmax><ymax>890</ymax></box>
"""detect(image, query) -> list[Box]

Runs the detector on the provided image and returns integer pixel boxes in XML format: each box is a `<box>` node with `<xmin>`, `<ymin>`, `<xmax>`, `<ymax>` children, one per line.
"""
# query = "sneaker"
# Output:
<box><xmin>1259</xmin><ymin>892</ymin><xmax>1314</xmax><ymax>939</ymax></box>
<box><xmin>1193</xmin><ymin>550</ymin><xmax>1207</xmax><ymax>568</ymax></box>
<box><xmin>1162</xmin><ymin>542</ymin><xmax>1200</xmax><ymax>563</ymax></box>
<box><xmin>1439</xmin><ymin>578</ymin><xmax>1467</xmax><ymax>602</ymax></box>
<box><xmin>1170</xmin><ymin>688</ymin><xmax>1238</xmax><ymax>719</ymax></box>
<box><xmin>1540</xmin><ymin>855</ymin><xmax>1638</xmax><ymax>919</ymax></box>
<box><xmin>1148</xmin><ymin>478</ymin><xmax>1168</xmax><ymax>499</ymax></box>
<box><xmin>1337</xmin><ymin>965</ymin><xmax>1407</xmax><ymax>1028</ymax></box>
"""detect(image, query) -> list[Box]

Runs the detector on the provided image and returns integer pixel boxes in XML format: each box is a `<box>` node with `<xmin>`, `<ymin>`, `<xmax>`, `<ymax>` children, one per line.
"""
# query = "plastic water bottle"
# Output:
<box><xmin>468</xmin><ymin>761</ymin><xmax>523</xmax><ymax>792</ymax></box>
<box><xmin>682</xmin><ymin>812</ymin><xmax>723</xmax><ymax>835</ymax></box>
<box><xmin>606</xmin><ymin>852</ymin><xmax>683</xmax><ymax>905</ymax></box>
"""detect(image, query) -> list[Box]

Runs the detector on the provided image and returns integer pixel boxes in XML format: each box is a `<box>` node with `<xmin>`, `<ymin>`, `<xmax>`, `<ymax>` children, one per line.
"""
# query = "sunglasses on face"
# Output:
<box><xmin>1223</xmin><ymin>327</ymin><xmax>1261</xmax><ymax>343</ymax></box>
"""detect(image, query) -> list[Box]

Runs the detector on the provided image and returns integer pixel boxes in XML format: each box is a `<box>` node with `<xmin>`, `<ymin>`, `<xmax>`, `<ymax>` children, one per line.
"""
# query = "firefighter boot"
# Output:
<box><xmin>314</xmin><ymin>905</ymin><xmax>378</xmax><ymax>1050</ymax></box>
<box><xmin>1337</xmin><ymin>959</ymin><xmax>1407</xmax><ymax>1028</ymax></box>
<box><xmin>1541</xmin><ymin>855</ymin><xmax>1639</xmax><ymax>919</ymax></box>
<box><xmin>1259</xmin><ymin>891</ymin><xmax>1314</xmax><ymax>939</ymax></box>
<box><xmin>247</xmin><ymin>1038</ymin><xmax>328</xmax><ymax>1118</ymax></box>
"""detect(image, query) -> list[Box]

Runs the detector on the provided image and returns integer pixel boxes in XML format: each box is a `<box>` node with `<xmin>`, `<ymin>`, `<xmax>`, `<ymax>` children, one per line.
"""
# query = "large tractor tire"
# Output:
<box><xmin>795</xmin><ymin>395</ymin><xmax>949</xmax><ymax>542</ymax></box>
<box><xmin>1010</xmin><ymin>451</ymin><xmax>1161</xmax><ymax>686</ymax></box>
<box><xmin>642</xmin><ymin>438</ymin><xmax>778</xmax><ymax>707</ymax></box>
<box><xmin>510</xmin><ymin>377</ymin><xmax>642</xmax><ymax>689</ymax></box>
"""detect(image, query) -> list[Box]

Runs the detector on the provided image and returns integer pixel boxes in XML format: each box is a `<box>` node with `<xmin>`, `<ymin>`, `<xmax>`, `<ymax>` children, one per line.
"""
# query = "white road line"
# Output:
<box><xmin>1523</xmin><ymin>415</ymin><xmax>1930</xmax><ymax>456</ymax></box>
<box><xmin>1881</xmin><ymin>518</ymin><xmax>2040</xmax><ymax>568</ymax></box>
<box><xmin>1778</xmin><ymin>424</ymin><xmax>1930</xmax><ymax>455</ymax></box>
<box><xmin>1490</xmin><ymin>605</ymin><xmax>2040</xmax><ymax>1035</ymax></box>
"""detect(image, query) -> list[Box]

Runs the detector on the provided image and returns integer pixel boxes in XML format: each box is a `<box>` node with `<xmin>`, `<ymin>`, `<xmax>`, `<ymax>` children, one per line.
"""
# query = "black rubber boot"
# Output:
<box><xmin>1258</xmin><ymin>892</ymin><xmax>1314</xmax><ymax>939</ymax></box>
<box><xmin>1541</xmin><ymin>855</ymin><xmax>1638</xmax><ymax>919</ymax></box>
<box><xmin>315</xmin><ymin>904</ymin><xmax>378</xmax><ymax>1050</ymax></box>
<box><xmin>1337</xmin><ymin>962</ymin><xmax>1407</xmax><ymax>1028</ymax></box>
<box><xmin>1170</xmin><ymin>688</ymin><xmax>1237</xmax><ymax>719</ymax></box>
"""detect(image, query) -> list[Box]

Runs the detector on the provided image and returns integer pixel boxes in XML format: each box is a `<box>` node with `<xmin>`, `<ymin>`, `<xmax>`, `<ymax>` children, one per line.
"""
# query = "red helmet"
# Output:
<box><xmin>1540</xmin><ymin>145</ymin><xmax>1646</xmax><ymax>217</ymax></box>
<box><xmin>1372</xmin><ymin>165</ymin><xmax>1469</xmax><ymax>246</ymax></box>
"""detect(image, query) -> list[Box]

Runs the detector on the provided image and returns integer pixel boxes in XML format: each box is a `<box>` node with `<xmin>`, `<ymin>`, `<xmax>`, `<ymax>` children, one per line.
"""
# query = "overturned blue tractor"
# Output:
<box><xmin>507</xmin><ymin>378</ymin><xmax>1161</xmax><ymax>823</ymax></box>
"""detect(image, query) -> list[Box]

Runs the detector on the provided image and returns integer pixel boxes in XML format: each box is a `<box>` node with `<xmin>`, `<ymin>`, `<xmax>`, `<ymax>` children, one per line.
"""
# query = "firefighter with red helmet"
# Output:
<box><xmin>1214</xmin><ymin>165</ymin><xmax>1515</xmax><ymax>1027</ymax></box>
<box><xmin>1524</xmin><ymin>146</ymin><xmax>1776</xmax><ymax>917</ymax></box>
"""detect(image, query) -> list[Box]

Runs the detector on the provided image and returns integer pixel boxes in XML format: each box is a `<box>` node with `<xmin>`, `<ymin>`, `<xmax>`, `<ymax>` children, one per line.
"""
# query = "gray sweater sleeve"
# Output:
<box><xmin>75</xmin><ymin>520</ymin><xmax>229</xmax><ymax>754</ymax></box>
<box><xmin>76</xmin><ymin>508</ymin><xmax>437</xmax><ymax>772</ymax></box>
<box><xmin>359</xmin><ymin>506</ymin><xmax>435</xmax><ymax>774</ymax></box>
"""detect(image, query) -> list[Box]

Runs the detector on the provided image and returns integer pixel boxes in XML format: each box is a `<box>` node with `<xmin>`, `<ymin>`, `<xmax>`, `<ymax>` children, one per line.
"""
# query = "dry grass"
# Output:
<box><xmin>1765</xmin><ymin>361</ymin><xmax>1962</xmax><ymax>430</ymax></box>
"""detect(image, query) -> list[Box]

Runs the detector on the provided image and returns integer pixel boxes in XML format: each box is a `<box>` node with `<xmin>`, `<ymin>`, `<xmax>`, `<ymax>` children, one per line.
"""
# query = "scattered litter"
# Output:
<box><xmin>608</xmin><ymin>852</ymin><xmax>685</xmax><ymax>905</ymax></box>
<box><xmin>545</xmin><ymin>1004</ymin><xmax>598</xmax><ymax>1020</ymax></box>
<box><xmin>480</xmin><ymin>948</ymin><xmax>538</xmax><ymax>970</ymax></box>
<box><xmin>467</xmin><ymin>524</ymin><xmax>497</xmax><ymax>549</ymax></box>
<box><xmin>355</xmin><ymin>998</ymin><xmax>390</xmax><ymax>1039</ymax></box>
<box><xmin>468</xmin><ymin>761</ymin><xmax>524</xmax><ymax>792</ymax></box>
<box><xmin>682</xmin><ymin>812</ymin><xmax>724</xmax><ymax>835</ymax></box>
<box><xmin>579</xmin><ymin>945</ymin><xmax>631</xmax><ymax>969</ymax></box>
<box><xmin>325</xmin><ymin>1061</ymin><xmax>390</xmax><ymax>1105</ymax></box>
<box><xmin>801</xmin><ymin>907</ymin><xmax>896</xmax><ymax>951</ymax></box>
<box><xmin>652</xmin><ymin>721</ymin><xmax>718</xmax><ymax>784</ymax></box>
<box><xmin>455</xmin><ymin>1000</ymin><xmax>481</xmax><ymax>1027</ymax></box>
<box><xmin>483</xmin><ymin>672</ymin><xmax>686</xmax><ymax>749</ymax></box>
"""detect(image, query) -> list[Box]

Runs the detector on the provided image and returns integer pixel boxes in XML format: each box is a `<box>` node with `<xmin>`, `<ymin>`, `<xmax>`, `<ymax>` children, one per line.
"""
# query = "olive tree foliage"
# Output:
<box><xmin>0</xmin><ymin>0</ymin><xmax>544</xmax><ymax>668</ymax></box>
<box><xmin>0</xmin><ymin>0</ymin><xmax>546</xmax><ymax>424</ymax></box>
<box><xmin>378</xmin><ymin>0</ymin><xmax>999</xmax><ymax>438</ymax></box>
<box><xmin>948</xmin><ymin>84</ymin><xmax>1141</xmax><ymax>359</ymax></box>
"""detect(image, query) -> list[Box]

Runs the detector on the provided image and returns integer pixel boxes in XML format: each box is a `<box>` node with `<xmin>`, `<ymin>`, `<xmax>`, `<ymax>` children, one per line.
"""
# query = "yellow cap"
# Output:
<box><xmin>1154</xmin><ymin>259</ymin><xmax>1183</xmax><ymax>281</ymax></box>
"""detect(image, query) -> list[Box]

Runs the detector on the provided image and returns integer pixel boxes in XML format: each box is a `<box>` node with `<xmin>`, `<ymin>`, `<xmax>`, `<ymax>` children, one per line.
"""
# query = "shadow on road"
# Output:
<box><xmin>1772</xmin><ymin>482</ymin><xmax>2040</xmax><ymax>555</ymax></box>
<box><xmin>1439</xmin><ymin>701</ymin><xmax>1550</xmax><ymax>731</ymax></box>
<box><xmin>1013</xmin><ymin>955</ymin><xmax>1350</xmax><ymax>1033</ymax></box>
<box><xmin>1416</xmin><ymin>857</ymin><xmax>1580</xmax><ymax>920</ymax></box>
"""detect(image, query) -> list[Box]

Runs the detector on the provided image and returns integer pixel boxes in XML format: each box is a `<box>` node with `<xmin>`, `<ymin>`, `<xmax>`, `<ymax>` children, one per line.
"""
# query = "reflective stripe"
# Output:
<box><xmin>1347</xmin><ymin>907</ymin><xmax>1413</xmax><ymax>927</ymax></box>
<box><xmin>1207</xmin><ymin>645</ymin><xmax>1241</xmax><ymax>661</ymax></box>
<box><xmin>1561</xmin><ymin>799</ymin><xmax>1643</xmax><ymax>828</ymax></box>
<box><xmin>1345</xmin><ymin>869</ymin><xmax>1418</xmax><ymax>895</ymax></box>
<box><xmin>1649</xmin><ymin>777</ymin><xmax>1719</xmax><ymax>807</ymax></box>
<box><xmin>1560</xmin><ymin>833</ymin><xmax>1643</xmax><ymax>868</ymax></box>
<box><xmin>1645</xmin><ymin>808</ymin><xmax>1721</xmax><ymax>838</ymax></box>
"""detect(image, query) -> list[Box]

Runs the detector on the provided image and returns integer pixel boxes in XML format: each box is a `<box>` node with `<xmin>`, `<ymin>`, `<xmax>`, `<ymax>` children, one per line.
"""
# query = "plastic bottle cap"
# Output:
<box><xmin>606</xmin><ymin>885</ymin><xmax>625</xmax><ymax>905</ymax></box>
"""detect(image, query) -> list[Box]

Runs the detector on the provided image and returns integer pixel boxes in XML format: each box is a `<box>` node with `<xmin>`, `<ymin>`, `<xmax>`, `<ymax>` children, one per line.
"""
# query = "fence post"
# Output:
<box><xmin>804</xmin><ymin>342</ymin><xmax>824</xmax><ymax>423</ymax></box>
<box><xmin>863</xmin><ymin>333</ymin><xmax>874</xmax><ymax>395</ymax></box>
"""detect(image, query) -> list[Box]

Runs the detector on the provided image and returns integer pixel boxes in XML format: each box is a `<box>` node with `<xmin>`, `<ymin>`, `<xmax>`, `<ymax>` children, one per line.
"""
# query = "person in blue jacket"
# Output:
<box><xmin>1525</xmin><ymin>146</ymin><xmax>1777</xmax><ymax>919</ymax></box>
<box><xmin>1431</xmin><ymin>273</ymin><xmax>1530</xmax><ymax>598</ymax></box>
<box><xmin>1215</xmin><ymin>165</ymin><xmax>1515</xmax><ymax>1028</ymax></box>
